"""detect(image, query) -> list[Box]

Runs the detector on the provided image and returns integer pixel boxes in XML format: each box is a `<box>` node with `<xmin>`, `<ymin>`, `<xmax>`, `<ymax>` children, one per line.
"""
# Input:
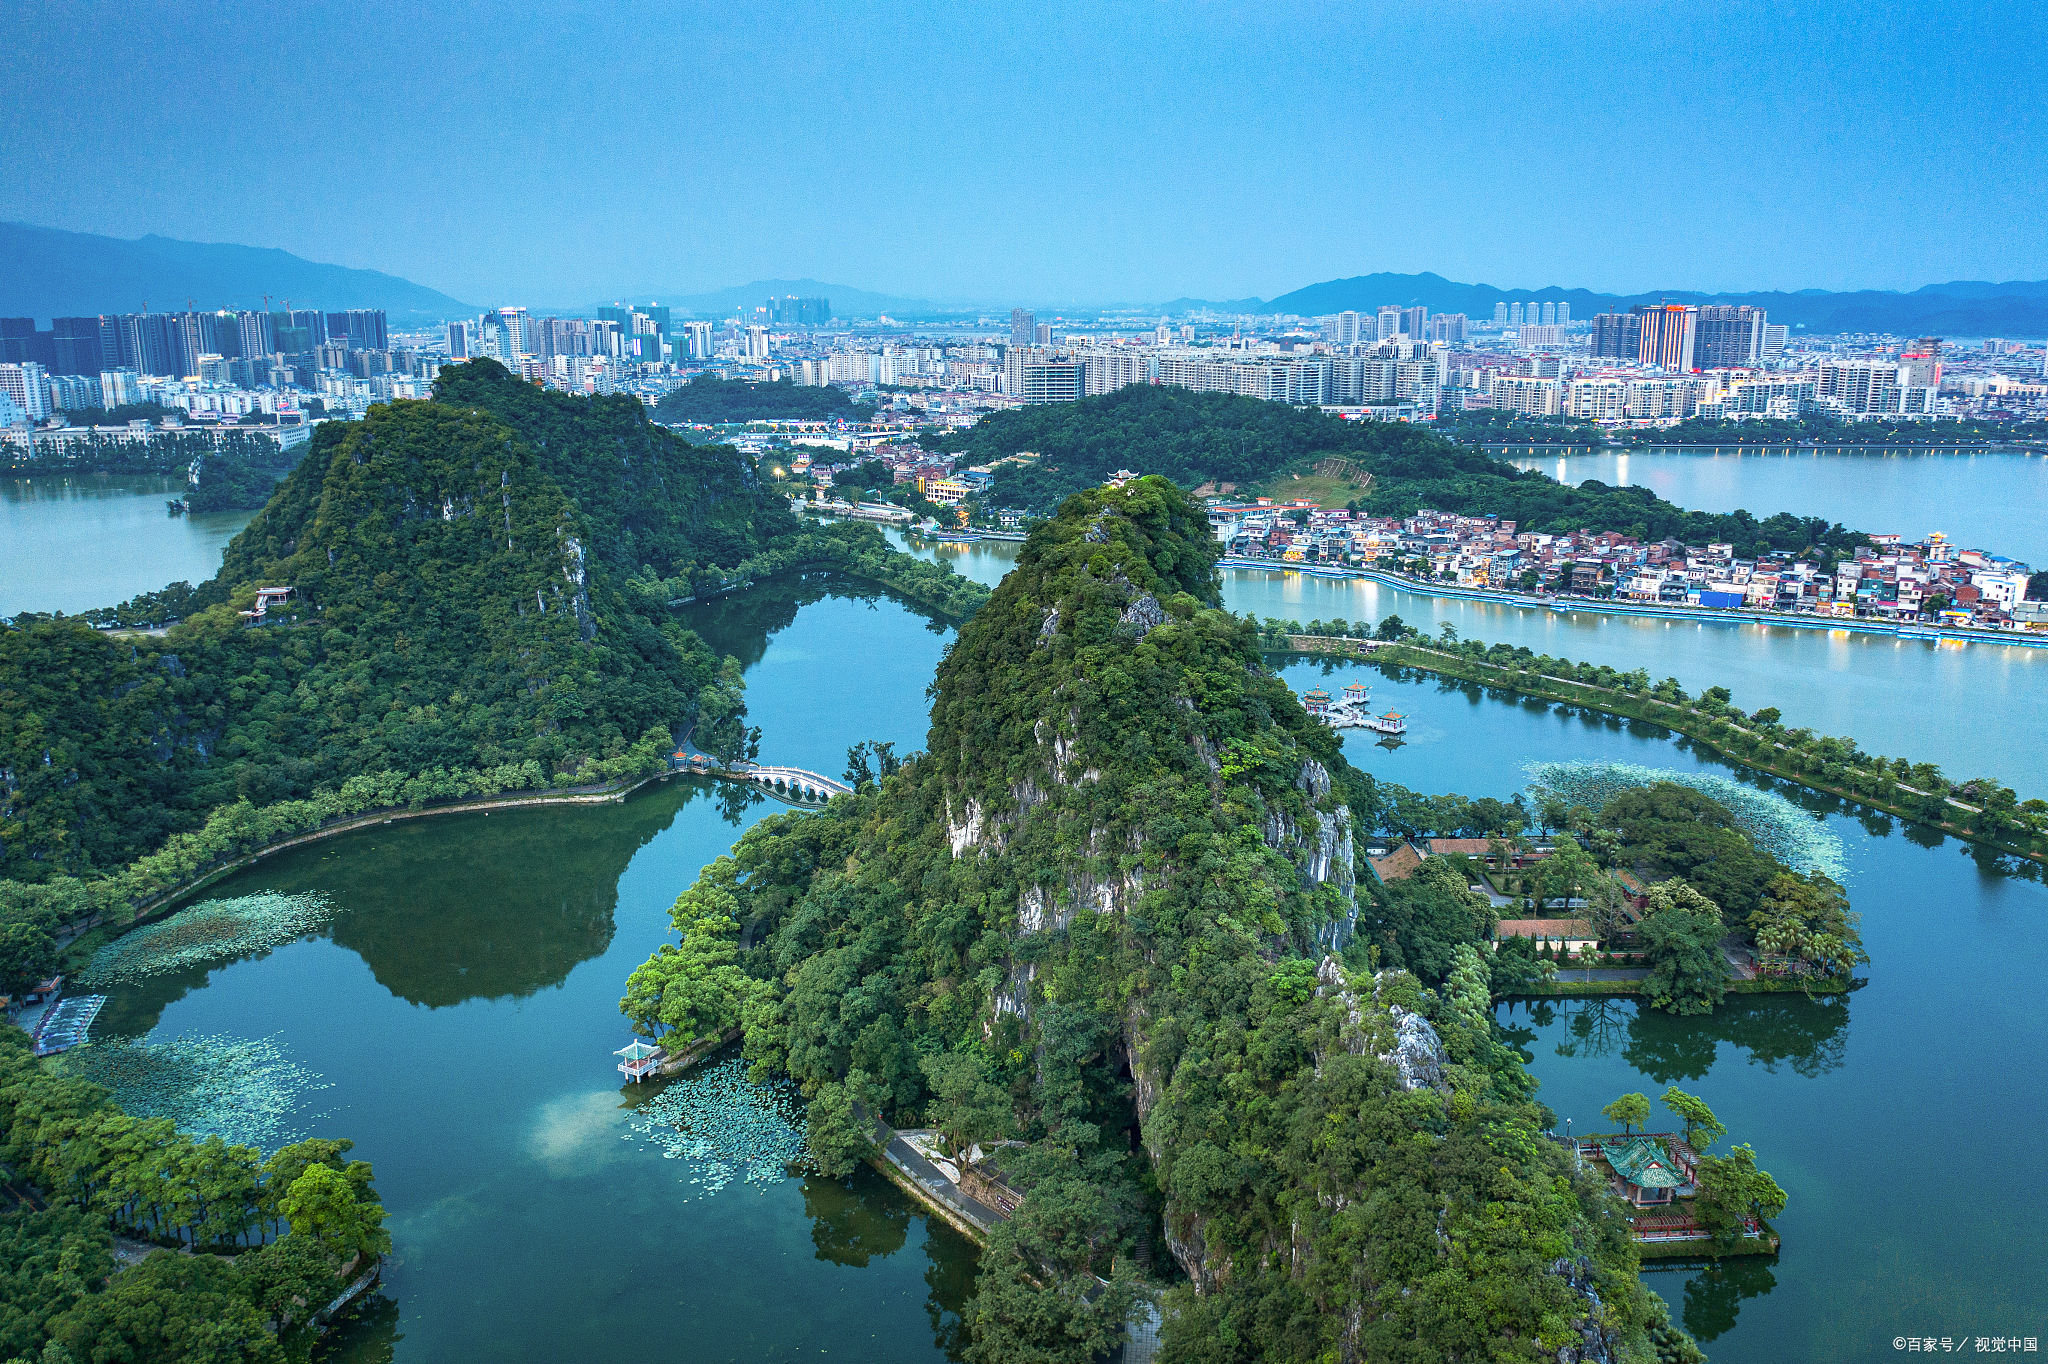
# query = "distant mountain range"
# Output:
<box><xmin>7</xmin><ymin>221</ymin><xmax>2043</xmax><ymax>336</ymax></box>
<box><xmin>1233</xmin><ymin>271</ymin><xmax>2048</xmax><ymax>336</ymax></box>
<box><xmin>590</xmin><ymin>278</ymin><xmax>935</xmax><ymax>320</ymax></box>
<box><xmin>0</xmin><ymin>223</ymin><xmax>476</xmax><ymax>324</ymax></box>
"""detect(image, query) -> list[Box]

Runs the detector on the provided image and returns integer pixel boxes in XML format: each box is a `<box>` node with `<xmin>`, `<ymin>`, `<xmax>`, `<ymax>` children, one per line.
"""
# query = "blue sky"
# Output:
<box><xmin>2</xmin><ymin>0</ymin><xmax>2041</xmax><ymax>305</ymax></box>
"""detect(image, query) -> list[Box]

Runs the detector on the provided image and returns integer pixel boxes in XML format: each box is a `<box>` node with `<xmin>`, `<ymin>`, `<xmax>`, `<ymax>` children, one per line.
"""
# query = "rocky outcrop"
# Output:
<box><xmin>1260</xmin><ymin>760</ymin><xmax>1359</xmax><ymax>948</ymax></box>
<box><xmin>1117</xmin><ymin>592</ymin><xmax>1166</xmax><ymax>637</ymax></box>
<box><xmin>1312</xmin><ymin>957</ymin><xmax>1449</xmax><ymax>1093</ymax></box>
<box><xmin>1546</xmin><ymin>1256</ymin><xmax>1619</xmax><ymax>1364</ymax></box>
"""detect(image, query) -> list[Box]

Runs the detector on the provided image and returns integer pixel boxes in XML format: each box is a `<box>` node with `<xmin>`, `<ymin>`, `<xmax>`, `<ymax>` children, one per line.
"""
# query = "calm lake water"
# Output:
<box><xmin>88</xmin><ymin>583</ymin><xmax>977</xmax><ymax>1364</ymax></box>
<box><xmin>1501</xmin><ymin>446</ymin><xmax>2048</xmax><ymax>567</ymax></box>
<box><xmin>0</xmin><ymin>474</ymin><xmax>256</xmax><ymax>616</ymax></box>
<box><xmin>78</xmin><ymin>582</ymin><xmax>2048</xmax><ymax>1363</ymax></box>
<box><xmin>890</xmin><ymin>532</ymin><xmax>2048</xmax><ymax>795</ymax></box>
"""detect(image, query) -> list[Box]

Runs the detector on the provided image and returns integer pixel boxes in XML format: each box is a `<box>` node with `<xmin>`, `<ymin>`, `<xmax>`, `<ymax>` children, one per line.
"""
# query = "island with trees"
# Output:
<box><xmin>617</xmin><ymin>477</ymin><xmax>1706</xmax><ymax>1364</ymax></box>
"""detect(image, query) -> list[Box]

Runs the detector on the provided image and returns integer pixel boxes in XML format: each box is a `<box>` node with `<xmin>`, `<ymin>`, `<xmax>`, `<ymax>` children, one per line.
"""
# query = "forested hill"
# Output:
<box><xmin>623</xmin><ymin>479</ymin><xmax>1687</xmax><ymax>1362</ymax></box>
<box><xmin>0</xmin><ymin>361</ymin><xmax>817</xmax><ymax>884</ymax></box>
<box><xmin>967</xmin><ymin>385</ymin><xmax>1865</xmax><ymax>559</ymax></box>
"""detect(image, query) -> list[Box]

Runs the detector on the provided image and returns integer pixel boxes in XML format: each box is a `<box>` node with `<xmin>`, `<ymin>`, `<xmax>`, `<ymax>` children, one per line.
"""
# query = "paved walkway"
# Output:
<box><xmin>1557</xmin><ymin>967</ymin><xmax>1650</xmax><ymax>981</ymax></box>
<box><xmin>859</xmin><ymin>1108</ymin><xmax>1005</xmax><ymax>1235</ymax></box>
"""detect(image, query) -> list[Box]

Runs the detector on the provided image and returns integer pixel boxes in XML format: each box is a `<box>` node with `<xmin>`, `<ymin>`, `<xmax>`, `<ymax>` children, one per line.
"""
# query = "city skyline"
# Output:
<box><xmin>3</xmin><ymin>1</ymin><xmax>2043</xmax><ymax>306</ymax></box>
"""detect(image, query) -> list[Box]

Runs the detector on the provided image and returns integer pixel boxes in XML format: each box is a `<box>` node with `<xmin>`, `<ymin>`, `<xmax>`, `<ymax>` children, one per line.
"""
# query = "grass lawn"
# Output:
<box><xmin>1247</xmin><ymin>465</ymin><xmax>1373</xmax><ymax>508</ymax></box>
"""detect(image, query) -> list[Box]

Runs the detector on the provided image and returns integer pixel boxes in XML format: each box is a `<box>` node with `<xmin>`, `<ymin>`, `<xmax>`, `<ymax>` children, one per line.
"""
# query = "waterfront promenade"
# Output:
<box><xmin>1219</xmin><ymin>557</ymin><xmax>2048</xmax><ymax>650</ymax></box>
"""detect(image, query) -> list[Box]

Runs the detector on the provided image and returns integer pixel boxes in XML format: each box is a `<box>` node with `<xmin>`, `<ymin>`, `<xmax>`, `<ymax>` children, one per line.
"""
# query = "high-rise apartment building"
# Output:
<box><xmin>1898</xmin><ymin>337</ymin><xmax>1942</xmax><ymax>388</ymax></box>
<box><xmin>683</xmin><ymin>321</ymin><xmax>713</xmax><ymax>360</ymax></box>
<box><xmin>0</xmin><ymin>362</ymin><xmax>51</xmax><ymax>421</ymax></box>
<box><xmin>1634</xmin><ymin>305</ymin><xmax>1697</xmax><ymax>370</ymax></box>
<box><xmin>1326</xmin><ymin>311</ymin><xmax>1364</xmax><ymax>346</ymax></box>
<box><xmin>1763</xmin><ymin>325</ymin><xmax>1789</xmax><ymax>357</ymax></box>
<box><xmin>1399</xmin><ymin>306</ymin><xmax>1426</xmax><ymax>339</ymax></box>
<box><xmin>50</xmin><ymin>317</ymin><xmax>104</xmax><ymax>375</ymax></box>
<box><xmin>1493</xmin><ymin>302</ymin><xmax>1510</xmax><ymax>326</ymax></box>
<box><xmin>1428</xmin><ymin>314</ymin><xmax>1468</xmax><ymax>344</ymax></box>
<box><xmin>447</xmin><ymin>320</ymin><xmax>473</xmax><ymax>359</ymax></box>
<box><xmin>1017</xmin><ymin>356</ymin><xmax>1084</xmax><ymax>404</ymax></box>
<box><xmin>236</xmin><ymin>311</ymin><xmax>275</xmax><ymax>365</ymax></box>
<box><xmin>1010</xmin><ymin>309</ymin><xmax>1035</xmax><ymax>349</ymax></box>
<box><xmin>1507</xmin><ymin>302</ymin><xmax>1525</xmax><ymax>328</ymax></box>
<box><xmin>745</xmin><ymin>325</ymin><xmax>770</xmax><ymax>360</ymax></box>
<box><xmin>1591</xmin><ymin>312</ymin><xmax>1642</xmax><ymax>360</ymax></box>
<box><xmin>1817</xmin><ymin>359</ymin><xmax>1903</xmax><ymax>413</ymax></box>
<box><xmin>1034</xmin><ymin>323</ymin><xmax>1053</xmax><ymax>346</ymax></box>
<box><xmin>47</xmin><ymin>373</ymin><xmax>97</xmax><ymax>412</ymax></box>
<box><xmin>100</xmin><ymin>369</ymin><xmax>142</xmax><ymax>408</ymax></box>
<box><xmin>1693</xmin><ymin>305</ymin><xmax>1767</xmax><ymax>368</ymax></box>
<box><xmin>496</xmin><ymin>308</ymin><xmax>529</xmax><ymax>359</ymax></box>
<box><xmin>1376</xmin><ymin>306</ymin><xmax>1403</xmax><ymax>340</ymax></box>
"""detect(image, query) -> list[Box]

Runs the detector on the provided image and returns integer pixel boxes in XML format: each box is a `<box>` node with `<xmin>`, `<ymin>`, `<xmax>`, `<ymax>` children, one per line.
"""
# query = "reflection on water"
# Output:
<box><xmin>1673</xmin><ymin>1255</ymin><xmax>1780</xmax><ymax>1344</ymax></box>
<box><xmin>805</xmin><ymin>1171</ymin><xmax>913</xmax><ymax>1267</ymax></box>
<box><xmin>1</xmin><ymin>472</ymin><xmax>256</xmax><ymax>616</ymax></box>
<box><xmin>1504</xmin><ymin>994</ymin><xmax>1854</xmax><ymax>1084</ymax></box>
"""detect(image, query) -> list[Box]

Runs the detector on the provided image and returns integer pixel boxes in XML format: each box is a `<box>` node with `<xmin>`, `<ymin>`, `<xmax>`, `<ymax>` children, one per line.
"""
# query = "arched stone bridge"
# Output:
<box><xmin>735</xmin><ymin>763</ymin><xmax>854</xmax><ymax>805</ymax></box>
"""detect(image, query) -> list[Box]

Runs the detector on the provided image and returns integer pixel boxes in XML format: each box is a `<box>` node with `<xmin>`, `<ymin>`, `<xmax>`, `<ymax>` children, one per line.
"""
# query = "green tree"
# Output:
<box><xmin>1660</xmin><ymin>1087</ymin><xmax>1728</xmax><ymax>1151</ymax></box>
<box><xmin>1691</xmin><ymin>1143</ymin><xmax>1788</xmax><ymax>1245</ymax></box>
<box><xmin>919</xmin><ymin>1051</ymin><xmax>1015</xmax><ymax>1162</ymax></box>
<box><xmin>0</xmin><ymin>924</ymin><xmax>56</xmax><ymax>998</ymax></box>
<box><xmin>1748</xmin><ymin>872</ymin><xmax>1868</xmax><ymax>977</ymax></box>
<box><xmin>805</xmin><ymin>1077</ymin><xmax>878</xmax><ymax>1179</ymax></box>
<box><xmin>619</xmin><ymin>867</ymin><xmax>767</xmax><ymax>1044</ymax></box>
<box><xmin>277</xmin><ymin>1164</ymin><xmax>389</xmax><ymax>1263</ymax></box>
<box><xmin>1639</xmin><ymin>880</ymin><xmax>1731</xmax><ymax>1016</ymax></box>
<box><xmin>1601</xmin><ymin>1092</ymin><xmax>1651</xmax><ymax>1134</ymax></box>
<box><xmin>47</xmin><ymin>1251</ymin><xmax>280</xmax><ymax>1364</ymax></box>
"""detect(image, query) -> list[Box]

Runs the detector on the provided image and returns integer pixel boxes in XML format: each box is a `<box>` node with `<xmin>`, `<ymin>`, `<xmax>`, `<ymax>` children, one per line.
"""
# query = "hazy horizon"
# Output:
<box><xmin>4</xmin><ymin>2</ymin><xmax>2043</xmax><ymax>306</ymax></box>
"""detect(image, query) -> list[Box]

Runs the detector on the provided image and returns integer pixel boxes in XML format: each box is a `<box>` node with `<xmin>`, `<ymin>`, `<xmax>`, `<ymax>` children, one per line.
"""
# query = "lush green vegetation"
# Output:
<box><xmin>0</xmin><ymin>360</ymin><xmax>982</xmax><ymax>929</ymax></box>
<box><xmin>622</xmin><ymin>520</ymin><xmax>991</xmax><ymax>622</ymax></box>
<box><xmin>958</xmin><ymin>386</ymin><xmax>1866</xmax><ymax>561</ymax></box>
<box><xmin>1254</xmin><ymin>616</ymin><xmax>2048</xmax><ymax>867</ymax></box>
<box><xmin>52</xmin><ymin>402</ymin><xmax>179</xmax><ymax>428</ymax></box>
<box><xmin>1437</xmin><ymin>407</ymin><xmax>1607</xmax><ymax>445</ymax></box>
<box><xmin>621</xmin><ymin>478</ymin><xmax>1695</xmax><ymax>1362</ymax></box>
<box><xmin>653</xmin><ymin>375</ymin><xmax>872</xmax><ymax>425</ymax></box>
<box><xmin>0</xmin><ymin>1027</ymin><xmax>387</xmax><ymax>1360</ymax></box>
<box><xmin>963</xmin><ymin>386</ymin><xmax>1387</xmax><ymax>510</ymax></box>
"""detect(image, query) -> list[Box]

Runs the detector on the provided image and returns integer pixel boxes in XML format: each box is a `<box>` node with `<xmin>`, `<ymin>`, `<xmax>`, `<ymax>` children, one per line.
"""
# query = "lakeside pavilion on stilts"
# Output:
<box><xmin>616</xmin><ymin>1039</ymin><xmax>665</xmax><ymax>1083</ymax></box>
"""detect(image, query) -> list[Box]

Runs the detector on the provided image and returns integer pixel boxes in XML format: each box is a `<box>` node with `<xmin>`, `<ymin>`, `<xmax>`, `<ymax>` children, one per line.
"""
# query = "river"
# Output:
<box><xmin>1499</xmin><ymin>446</ymin><xmax>2048</xmax><ymax>568</ymax></box>
<box><xmin>888</xmin><ymin>532</ymin><xmax>2048</xmax><ymax>796</ymax></box>
<box><xmin>0</xmin><ymin>474</ymin><xmax>256</xmax><ymax>617</ymax></box>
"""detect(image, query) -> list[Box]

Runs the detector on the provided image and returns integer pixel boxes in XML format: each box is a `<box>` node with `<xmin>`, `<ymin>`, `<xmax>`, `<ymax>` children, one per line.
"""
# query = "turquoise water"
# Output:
<box><xmin>1502</xmin><ymin>446</ymin><xmax>2048</xmax><ymax>567</ymax></box>
<box><xmin>0</xmin><ymin>474</ymin><xmax>255</xmax><ymax>616</ymax></box>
